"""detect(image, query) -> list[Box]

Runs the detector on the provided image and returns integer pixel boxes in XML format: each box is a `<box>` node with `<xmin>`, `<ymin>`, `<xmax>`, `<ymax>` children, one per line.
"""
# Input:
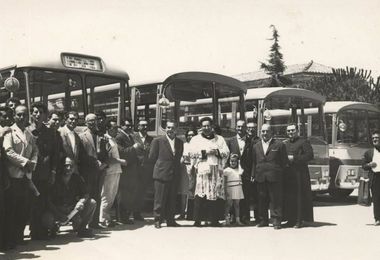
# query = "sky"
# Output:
<box><xmin>0</xmin><ymin>0</ymin><xmax>379</xmax><ymax>84</ymax></box>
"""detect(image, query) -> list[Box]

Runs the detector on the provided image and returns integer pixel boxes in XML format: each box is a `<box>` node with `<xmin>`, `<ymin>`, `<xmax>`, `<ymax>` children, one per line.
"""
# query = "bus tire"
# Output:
<box><xmin>329</xmin><ymin>189</ymin><xmax>354</xmax><ymax>199</ymax></box>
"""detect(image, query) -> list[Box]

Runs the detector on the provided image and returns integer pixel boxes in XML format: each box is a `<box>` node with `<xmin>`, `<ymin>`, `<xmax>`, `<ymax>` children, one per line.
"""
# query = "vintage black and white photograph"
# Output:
<box><xmin>1</xmin><ymin>0</ymin><xmax>380</xmax><ymax>259</ymax></box>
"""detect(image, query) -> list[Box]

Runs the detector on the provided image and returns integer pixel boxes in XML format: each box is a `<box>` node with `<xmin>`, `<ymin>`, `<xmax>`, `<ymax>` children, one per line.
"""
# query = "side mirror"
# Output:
<box><xmin>158</xmin><ymin>96</ymin><xmax>170</xmax><ymax>108</ymax></box>
<box><xmin>4</xmin><ymin>77</ymin><xmax>20</xmax><ymax>92</ymax></box>
<box><xmin>263</xmin><ymin>109</ymin><xmax>272</xmax><ymax>121</ymax></box>
<box><xmin>338</xmin><ymin>121</ymin><xmax>347</xmax><ymax>132</ymax></box>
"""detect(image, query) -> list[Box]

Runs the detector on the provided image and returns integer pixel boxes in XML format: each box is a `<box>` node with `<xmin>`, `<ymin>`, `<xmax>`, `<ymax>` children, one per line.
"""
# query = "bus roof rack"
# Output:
<box><xmin>163</xmin><ymin>71</ymin><xmax>246</xmax><ymax>101</ymax></box>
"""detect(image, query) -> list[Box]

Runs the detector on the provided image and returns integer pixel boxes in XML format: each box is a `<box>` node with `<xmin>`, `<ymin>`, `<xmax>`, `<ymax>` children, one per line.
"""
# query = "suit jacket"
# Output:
<box><xmin>251</xmin><ymin>138</ymin><xmax>289</xmax><ymax>183</ymax></box>
<box><xmin>115</xmin><ymin>129</ymin><xmax>138</xmax><ymax>165</ymax></box>
<box><xmin>29</xmin><ymin>124</ymin><xmax>59</xmax><ymax>181</ymax></box>
<box><xmin>226</xmin><ymin>135</ymin><xmax>246</xmax><ymax>158</ymax></box>
<box><xmin>3</xmin><ymin>124</ymin><xmax>38</xmax><ymax>179</ymax></box>
<box><xmin>133</xmin><ymin>132</ymin><xmax>153</xmax><ymax>167</ymax></box>
<box><xmin>149</xmin><ymin>135</ymin><xmax>184</xmax><ymax>181</ymax></box>
<box><xmin>59</xmin><ymin>125</ymin><xmax>84</xmax><ymax>175</ymax></box>
<box><xmin>79</xmin><ymin>128</ymin><xmax>107</xmax><ymax>181</ymax></box>
<box><xmin>79</xmin><ymin>128</ymin><xmax>98</xmax><ymax>159</ymax></box>
<box><xmin>241</xmin><ymin>135</ymin><xmax>260</xmax><ymax>175</ymax></box>
<box><xmin>362</xmin><ymin>148</ymin><xmax>380</xmax><ymax>188</ymax></box>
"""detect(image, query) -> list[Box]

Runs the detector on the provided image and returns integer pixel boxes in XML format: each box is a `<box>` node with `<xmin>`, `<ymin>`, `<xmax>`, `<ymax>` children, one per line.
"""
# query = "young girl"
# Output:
<box><xmin>223</xmin><ymin>154</ymin><xmax>244</xmax><ymax>226</ymax></box>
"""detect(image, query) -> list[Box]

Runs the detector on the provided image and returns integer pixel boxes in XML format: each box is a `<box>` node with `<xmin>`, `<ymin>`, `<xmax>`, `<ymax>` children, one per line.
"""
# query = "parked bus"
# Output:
<box><xmin>242</xmin><ymin>87</ymin><xmax>330</xmax><ymax>192</ymax></box>
<box><xmin>322</xmin><ymin>101</ymin><xmax>380</xmax><ymax>198</ymax></box>
<box><xmin>0</xmin><ymin>52</ymin><xmax>131</xmax><ymax>124</ymax></box>
<box><xmin>131</xmin><ymin>72</ymin><xmax>247</xmax><ymax>137</ymax></box>
<box><xmin>132</xmin><ymin>83</ymin><xmax>330</xmax><ymax>193</ymax></box>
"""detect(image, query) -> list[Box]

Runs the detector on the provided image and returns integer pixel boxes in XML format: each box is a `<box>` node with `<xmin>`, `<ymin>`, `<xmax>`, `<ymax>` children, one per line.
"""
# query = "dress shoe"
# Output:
<box><xmin>257</xmin><ymin>221</ymin><xmax>269</xmax><ymax>227</ymax></box>
<box><xmin>193</xmin><ymin>221</ymin><xmax>202</xmax><ymax>227</ymax></box>
<box><xmin>89</xmin><ymin>223</ymin><xmax>105</xmax><ymax>229</ymax></box>
<box><xmin>176</xmin><ymin>214</ymin><xmax>186</xmax><ymax>220</ymax></box>
<box><xmin>283</xmin><ymin>221</ymin><xmax>296</xmax><ymax>228</ymax></box>
<box><xmin>100</xmin><ymin>220</ymin><xmax>116</xmax><ymax>228</ymax></box>
<box><xmin>235</xmin><ymin>221</ymin><xmax>244</xmax><ymax>226</ymax></box>
<box><xmin>121</xmin><ymin>219</ymin><xmax>135</xmax><ymax>225</ymax></box>
<box><xmin>375</xmin><ymin>220</ymin><xmax>380</xmax><ymax>226</ymax></box>
<box><xmin>77</xmin><ymin>228</ymin><xmax>94</xmax><ymax>238</ymax></box>
<box><xmin>154</xmin><ymin>221</ymin><xmax>161</xmax><ymax>229</ymax></box>
<box><xmin>167</xmin><ymin>221</ymin><xmax>181</xmax><ymax>227</ymax></box>
<box><xmin>294</xmin><ymin>221</ymin><xmax>304</xmax><ymax>229</ymax></box>
<box><xmin>210</xmin><ymin>221</ymin><xmax>222</xmax><ymax>227</ymax></box>
<box><xmin>274</xmin><ymin>224</ymin><xmax>282</xmax><ymax>230</ymax></box>
<box><xmin>133</xmin><ymin>214</ymin><xmax>145</xmax><ymax>221</ymax></box>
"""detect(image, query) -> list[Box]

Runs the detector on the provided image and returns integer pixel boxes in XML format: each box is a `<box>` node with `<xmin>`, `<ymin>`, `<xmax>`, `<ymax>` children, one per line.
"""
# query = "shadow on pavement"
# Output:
<box><xmin>313</xmin><ymin>194</ymin><xmax>358</xmax><ymax>207</ymax></box>
<box><xmin>306</xmin><ymin>221</ymin><xmax>337</xmax><ymax>227</ymax></box>
<box><xmin>0</xmin><ymin>227</ymin><xmax>112</xmax><ymax>259</ymax></box>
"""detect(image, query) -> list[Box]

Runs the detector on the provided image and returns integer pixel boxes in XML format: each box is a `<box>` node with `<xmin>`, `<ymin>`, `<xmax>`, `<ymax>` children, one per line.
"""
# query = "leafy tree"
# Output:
<box><xmin>303</xmin><ymin>67</ymin><xmax>380</xmax><ymax>105</ymax></box>
<box><xmin>260</xmin><ymin>25</ymin><xmax>291</xmax><ymax>86</ymax></box>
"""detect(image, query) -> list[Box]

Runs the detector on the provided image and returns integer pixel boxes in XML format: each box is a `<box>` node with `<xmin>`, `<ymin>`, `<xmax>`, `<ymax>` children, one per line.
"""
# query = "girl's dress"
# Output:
<box><xmin>223</xmin><ymin>167</ymin><xmax>244</xmax><ymax>200</ymax></box>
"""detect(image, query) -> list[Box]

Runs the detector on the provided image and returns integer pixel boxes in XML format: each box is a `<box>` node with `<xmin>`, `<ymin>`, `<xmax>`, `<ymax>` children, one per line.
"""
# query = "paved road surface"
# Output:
<box><xmin>1</xmin><ymin>195</ymin><xmax>380</xmax><ymax>260</ymax></box>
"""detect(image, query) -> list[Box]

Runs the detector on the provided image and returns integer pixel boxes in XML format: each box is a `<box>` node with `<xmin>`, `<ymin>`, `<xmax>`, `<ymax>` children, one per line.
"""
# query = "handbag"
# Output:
<box><xmin>357</xmin><ymin>177</ymin><xmax>371</xmax><ymax>206</ymax></box>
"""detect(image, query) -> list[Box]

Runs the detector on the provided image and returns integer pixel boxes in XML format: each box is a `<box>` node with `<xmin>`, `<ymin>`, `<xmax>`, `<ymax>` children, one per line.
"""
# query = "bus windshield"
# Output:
<box><xmin>0</xmin><ymin>53</ymin><xmax>130</xmax><ymax>125</ymax></box>
<box><xmin>336</xmin><ymin>109</ymin><xmax>380</xmax><ymax>144</ymax></box>
<box><xmin>161</xmin><ymin>97</ymin><xmax>244</xmax><ymax>137</ymax></box>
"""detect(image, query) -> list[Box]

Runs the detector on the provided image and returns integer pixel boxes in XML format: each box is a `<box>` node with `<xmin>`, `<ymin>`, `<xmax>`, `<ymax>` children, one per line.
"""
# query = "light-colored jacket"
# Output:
<box><xmin>3</xmin><ymin>123</ymin><xmax>38</xmax><ymax>179</ymax></box>
<box><xmin>79</xmin><ymin>128</ymin><xmax>98</xmax><ymax>159</ymax></box>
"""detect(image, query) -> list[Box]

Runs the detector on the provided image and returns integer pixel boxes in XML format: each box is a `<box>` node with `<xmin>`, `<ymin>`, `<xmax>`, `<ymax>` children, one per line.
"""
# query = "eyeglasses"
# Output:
<box><xmin>287</xmin><ymin>129</ymin><xmax>296</xmax><ymax>132</ymax></box>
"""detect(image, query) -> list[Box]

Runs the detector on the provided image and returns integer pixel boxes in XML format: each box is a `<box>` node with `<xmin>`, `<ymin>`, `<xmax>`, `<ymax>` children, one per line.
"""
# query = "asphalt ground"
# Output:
<box><xmin>1</xmin><ymin>194</ymin><xmax>380</xmax><ymax>260</ymax></box>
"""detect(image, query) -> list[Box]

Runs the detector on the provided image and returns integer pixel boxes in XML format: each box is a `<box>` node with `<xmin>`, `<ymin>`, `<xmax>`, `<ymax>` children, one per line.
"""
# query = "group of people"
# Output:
<box><xmin>0</xmin><ymin>97</ymin><xmax>155</xmax><ymax>251</ymax></box>
<box><xmin>149</xmin><ymin>117</ymin><xmax>315</xmax><ymax>230</ymax></box>
<box><xmin>3</xmin><ymin>96</ymin><xmax>380</xmax><ymax>253</ymax></box>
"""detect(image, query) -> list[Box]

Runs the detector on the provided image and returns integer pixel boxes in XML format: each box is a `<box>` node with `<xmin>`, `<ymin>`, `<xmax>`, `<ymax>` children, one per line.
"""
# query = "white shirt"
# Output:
<box><xmin>139</xmin><ymin>132</ymin><xmax>146</xmax><ymax>144</ymax></box>
<box><xmin>64</xmin><ymin>125</ymin><xmax>76</xmax><ymax>154</ymax></box>
<box><xmin>372</xmin><ymin>148</ymin><xmax>380</xmax><ymax>172</ymax></box>
<box><xmin>166</xmin><ymin>134</ymin><xmax>175</xmax><ymax>155</ymax></box>
<box><xmin>262</xmin><ymin>138</ymin><xmax>272</xmax><ymax>154</ymax></box>
<box><xmin>237</xmin><ymin>134</ymin><xmax>245</xmax><ymax>155</ymax></box>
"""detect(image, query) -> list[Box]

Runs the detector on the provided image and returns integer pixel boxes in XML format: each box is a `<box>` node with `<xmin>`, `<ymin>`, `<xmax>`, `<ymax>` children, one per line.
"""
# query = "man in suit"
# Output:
<box><xmin>149</xmin><ymin>121</ymin><xmax>183</xmax><ymax>228</ymax></box>
<box><xmin>226</xmin><ymin>120</ymin><xmax>250</xmax><ymax>224</ymax></box>
<box><xmin>250</xmin><ymin>123</ymin><xmax>289</xmax><ymax>229</ymax></box>
<box><xmin>241</xmin><ymin>120</ymin><xmax>261</xmax><ymax>224</ymax></box>
<box><xmin>115</xmin><ymin>119</ymin><xmax>139</xmax><ymax>224</ymax></box>
<box><xmin>59</xmin><ymin>111</ymin><xmax>84</xmax><ymax>176</ymax></box>
<box><xmin>132</xmin><ymin>120</ymin><xmax>153</xmax><ymax>221</ymax></box>
<box><xmin>0</xmin><ymin>107</ymin><xmax>12</xmax><ymax>250</ymax></box>
<box><xmin>362</xmin><ymin>131</ymin><xmax>380</xmax><ymax>226</ymax></box>
<box><xmin>3</xmin><ymin>104</ymin><xmax>38</xmax><ymax>247</ymax></box>
<box><xmin>28</xmin><ymin>102</ymin><xmax>59</xmax><ymax>240</ymax></box>
<box><xmin>283</xmin><ymin>123</ymin><xmax>314</xmax><ymax>228</ymax></box>
<box><xmin>79</xmin><ymin>113</ymin><xmax>108</xmax><ymax>228</ymax></box>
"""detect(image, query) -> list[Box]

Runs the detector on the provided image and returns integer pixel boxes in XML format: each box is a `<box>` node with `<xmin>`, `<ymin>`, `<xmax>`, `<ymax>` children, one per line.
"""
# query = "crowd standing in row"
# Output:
<box><xmin>1</xmin><ymin>98</ymin><xmax>380</xmax><ymax>252</ymax></box>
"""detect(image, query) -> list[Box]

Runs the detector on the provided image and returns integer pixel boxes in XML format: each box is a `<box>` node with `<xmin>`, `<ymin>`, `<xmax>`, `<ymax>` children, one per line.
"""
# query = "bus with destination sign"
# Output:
<box><xmin>0</xmin><ymin>52</ymin><xmax>131</xmax><ymax>124</ymax></box>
